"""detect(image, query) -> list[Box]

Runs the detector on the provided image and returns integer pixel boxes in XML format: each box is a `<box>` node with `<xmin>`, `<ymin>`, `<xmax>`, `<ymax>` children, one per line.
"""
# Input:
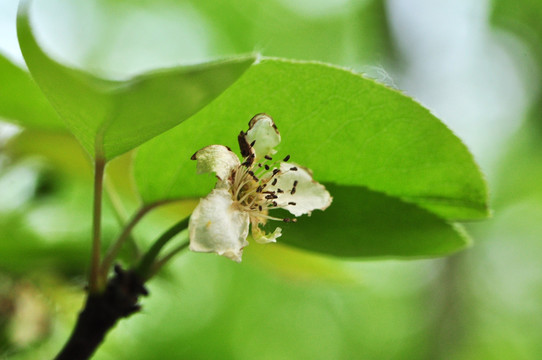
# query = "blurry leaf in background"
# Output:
<box><xmin>0</xmin><ymin>163</ymin><xmax>95</xmax><ymax>276</ymax></box>
<box><xmin>491</xmin><ymin>0</ymin><xmax>542</xmax><ymax>205</ymax></box>
<box><xmin>0</xmin><ymin>53</ymin><xmax>62</xmax><ymax>130</ymax></box>
<box><xmin>135</xmin><ymin>59</ymin><xmax>488</xmax><ymax>220</ymax></box>
<box><xmin>492</xmin><ymin>121</ymin><xmax>542</xmax><ymax>206</ymax></box>
<box><xmin>0</xmin><ymin>162</ymin><xmax>120</xmax><ymax>275</ymax></box>
<box><xmin>86</xmin><ymin>0</ymin><xmax>395</xmax><ymax>75</ymax></box>
<box><xmin>185</xmin><ymin>0</ymin><xmax>395</xmax><ymax>65</ymax></box>
<box><xmin>0</xmin><ymin>132</ymin><xmax>118</xmax><ymax>277</ymax></box>
<box><xmin>0</xmin><ymin>213</ymin><xmax>87</xmax><ymax>275</ymax></box>
<box><xmin>491</xmin><ymin>0</ymin><xmax>542</xmax><ymax>68</ymax></box>
<box><xmin>491</xmin><ymin>0</ymin><xmax>542</xmax><ymax>128</ymax></box>
<box><xmin>17</xmin><ymin>1</ymin><xmax>255</xmax><ymax>161</ymax></box>
<box><xmin>5</xmin><ymin>131</ymin><xmax>91</xmax><ymax>180</ymax></box>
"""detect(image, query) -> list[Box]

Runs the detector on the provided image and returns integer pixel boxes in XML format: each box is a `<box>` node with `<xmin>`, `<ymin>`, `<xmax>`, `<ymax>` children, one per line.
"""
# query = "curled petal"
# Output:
<box><xmin>191</xmin><ymin>145</ymin><xmax>240</xmax><ymax>181</ymax></box>
<box><xmin>269</xmin><ymin>162</ymin><xmax>332</xmax><ymax>217</ymax></box>
<box><xmin>245</xmin><ymin>113</ymin><xmax>281</xmax><ymax>161</ymax></box>
<box><xmin>189</xmin><ymin>188</ymin><xmax>250</xmax><ymax>262</ymax></box>
<box><xmin>251</xmin><ymin>224</ymin><xmax>282</xmax><ymax>244</ymax></box>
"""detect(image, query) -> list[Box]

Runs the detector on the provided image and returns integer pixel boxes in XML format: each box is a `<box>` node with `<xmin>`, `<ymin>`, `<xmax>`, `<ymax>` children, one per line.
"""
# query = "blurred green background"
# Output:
<box><xmin>1</xmin><ymin>0</ymin><xmax>541</xmax><ymax>359</ymax></box>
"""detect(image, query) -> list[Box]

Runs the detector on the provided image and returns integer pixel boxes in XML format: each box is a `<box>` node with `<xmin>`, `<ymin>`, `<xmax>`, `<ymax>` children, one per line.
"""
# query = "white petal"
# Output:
<box><xmin>245</xmin><ymin>113</ymin><xmax>281</xmax><ymax>161</ymax></box>
<box><xmin>189</xmin><ymin>188</ymin><xmax>250</xmax><ymax>262</ymax></box>
<box><xmin>191</xmin><ymin>145</ymin><xmax>240</xmax><ymax>181</ymax></box>
<box><xmin>269</xmin><ymin>162</ymin><xmax>332</xmax><ymax>217</ymax></box>
<box><xmin>251</xmin><ymin>225</ymin><xmax>282</xmax><ymax>244</ymax></box>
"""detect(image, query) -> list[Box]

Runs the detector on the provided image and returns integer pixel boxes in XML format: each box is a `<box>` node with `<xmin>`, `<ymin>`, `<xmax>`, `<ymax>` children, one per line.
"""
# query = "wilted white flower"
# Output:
<box><xmin>188</xmin><ymin>114</ymin><xmax>332</xmax><ymax>262</ymax></box>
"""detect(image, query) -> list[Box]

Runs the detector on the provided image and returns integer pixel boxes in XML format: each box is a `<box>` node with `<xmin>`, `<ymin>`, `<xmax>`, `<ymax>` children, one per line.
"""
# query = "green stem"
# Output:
<box><xmin>89</xmin><ymin>157</ymin><xmax>106</xmax><ymax>294</ymax></box>
<box><xmin>104</xmin><ymin>179</ymin><xmax>141</xmax><ymax>260</ymax></box>
<box><xmin>148</xmin><ymin>240</ymin><xmax>189</xmax><ymax>279</ymax></box>
<box><xmin>135</xmin><ymin>217</ymin><xmax>190</xmax><ymax>279</ymax></box>
<box><xmin>99</xmin><ymin>201</ymin><xmax>168</xmax><ymax>279</ymax></box>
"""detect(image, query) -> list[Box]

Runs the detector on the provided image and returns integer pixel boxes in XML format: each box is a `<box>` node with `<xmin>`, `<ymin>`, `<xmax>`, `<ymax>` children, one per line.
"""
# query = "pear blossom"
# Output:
<box><xmin>188</xmin><ymin>113</ymin><xmax>332</xmax><ymax>262</ymax></box>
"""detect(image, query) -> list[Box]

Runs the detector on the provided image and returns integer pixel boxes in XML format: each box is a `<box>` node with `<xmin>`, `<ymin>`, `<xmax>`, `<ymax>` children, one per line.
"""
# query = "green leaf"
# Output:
<box><xmin>279</xmin><ymin>184</ymin><xmax>469</xmax><ymax>257</ymax></box>
<box><xmin>0</xmin><ymin>52</ymin><xmax>62</xmax><ymax>130</ymax></box>
<box><xmin>135</xmin><ymin>59</ymin><xmax>488</xmax><ymax>221</ymax></box>
<box><xmin>16</xmin><ymin>0</ymin><xmax>255</xmax><ymax>161</ymax></box>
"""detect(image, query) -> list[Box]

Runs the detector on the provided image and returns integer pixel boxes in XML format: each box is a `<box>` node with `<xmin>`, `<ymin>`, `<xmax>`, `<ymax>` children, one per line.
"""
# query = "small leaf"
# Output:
<box><xmin>279</xmin><ymin>185</ymin><xmax>469</xmax><ymax>258</ymax></box>
<box><xmin>135</xmin><ymin>59</ymin><xmax>488</xmax><ymax>221</ymax></box>
<box><xmin>17</xmin><ymin>0</ymin><xmax>255</xmax><ymax>161</ymax></box>
<box><xmin>0</xmin><ymin>52</ymin><xmax>62</xmax><ymax>130</ymax></box>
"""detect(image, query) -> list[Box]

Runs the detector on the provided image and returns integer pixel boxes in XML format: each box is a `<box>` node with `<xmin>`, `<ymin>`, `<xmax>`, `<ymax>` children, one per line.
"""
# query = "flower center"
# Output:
<box><xmin>230</xmin><ymin>153</ymin><xmax>298</xmax><ymax>223</ymax></box>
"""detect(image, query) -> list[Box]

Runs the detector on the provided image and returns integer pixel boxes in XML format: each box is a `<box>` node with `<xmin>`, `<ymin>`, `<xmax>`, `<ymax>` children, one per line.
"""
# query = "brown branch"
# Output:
<box><xmin>54</xmin><ymin>265</ymin><xmax>148</xmax><ymax>360</ymax></box>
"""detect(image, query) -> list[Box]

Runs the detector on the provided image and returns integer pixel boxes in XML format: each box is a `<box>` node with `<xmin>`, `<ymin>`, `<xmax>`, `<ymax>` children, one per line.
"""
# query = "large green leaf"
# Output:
<box><xmin>135</xmin><ymin>59</ymin><xmax>488</xmax><ymax>221</ymax></box>
<box><xmin>0</xmin><ymin>53</ymin><xmax>62</xmax><ymax>130</ymax></box>
<box><xmin>17</xmin><ymin>0</ymin><xmax>255</xmax><ymax>161</ymax></box>
<box><xmin>279</xmin><ymin>184</ymin><xmax>469</xmax><ymax>257</ymax></box>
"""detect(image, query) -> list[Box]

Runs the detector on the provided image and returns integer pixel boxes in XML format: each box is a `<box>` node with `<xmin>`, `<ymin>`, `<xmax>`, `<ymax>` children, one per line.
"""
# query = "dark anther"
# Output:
<box><xmin>258</xmin><ymin>205</ymin><xmax>263</xmax><ymax>211</ymax></box>
<box><xmin>283</xmin><ymin>155</ymin><xmax>291</xmax><ymax>162</ymax></box>
<box><xmin>290</xmin><ymin>167</ymin><xmax>298</xmax><ymax>171</ymax></box>
<box><xmin>248</xmin><ymin>170</ymin><xmax>255</xmax><ymax>176</ymax></box>
<box><xmin>293</xmin><ymin>180</ymin><xmax>298</xmax><ymax>187</ymax></box>
<box><xmin>272</xmin><ymin>178</ymin><xmax>278</xmax><ymax>186</ymax></box>
<box><xmin>256</xmin><ymin>186</ymin><xmax>263</xmax><ymax>193</ymax></box>
<box><xmin>272</xmin><ymin>169</ymin><xmax>280</xmax><ymax>176</ymax></box>
<box><xmin>291</xmin><ymin>188</ymin><xmax>297</xmax><ymax>195</ymax></box>
<box><xmin>242</xmin><ymin>154</ymin><xmax>255</xmax><ymax>167</ymax></box>
<box><xmin>277</xmin><ymin>189</ymin><xmax>284</xmax><ymax>193</ymax></box>
<box><xmin>283</xmin><ymin>218</ymin><xmax>292</xmax><ymax>223</ymax></box>
<box><xmin>272</xmin><ymin>201</ymin><xmax>278</xmax><ymax>207</ymax></box>
<box><xmin>265</xmin><ymin>155</ymin><xmax>273</xmax><ymax>160</ymax></box>
<box><xmin>265</xmin><ymin>165</ymin><xmax>270</xmax><ymax>170</ymax></box>
<box><xmin>238</xmin><ymin>131</ymin><xmax>252</xmax><ymax>158</ymax></box>
<box><xmin>258</xmin><ymin>163</ymin><xmax>262</xmax><ymax>167</ymax></box>
<box><xmin>265</xmin><ymin>194</ymin><xmax>275</xmax><ymax>199</ymax></box>
<box><xmin>250</xmin><ymin>140</ymin><xmax>256</xmax><ymax>147</ymax></box>
<box><xmin>288</xmin><ymin>202</ymin><xmax>297</xmax><ymax>206</ymax></box>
